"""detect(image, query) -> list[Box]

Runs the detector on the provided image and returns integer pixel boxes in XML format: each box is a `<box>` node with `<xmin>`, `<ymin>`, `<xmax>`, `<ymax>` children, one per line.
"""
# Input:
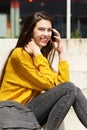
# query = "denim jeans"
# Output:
<box><xmin>26</xmin><ymin>82</ymin><xmax>87</xmax><ymax>130</ymax></box>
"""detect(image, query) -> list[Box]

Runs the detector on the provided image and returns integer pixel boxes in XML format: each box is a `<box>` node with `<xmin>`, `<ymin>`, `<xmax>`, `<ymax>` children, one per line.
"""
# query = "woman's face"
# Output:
<box><xmin>33</xmin><ymin>19</ymin><xmax>52</xmax><ymax>49</ymax></box>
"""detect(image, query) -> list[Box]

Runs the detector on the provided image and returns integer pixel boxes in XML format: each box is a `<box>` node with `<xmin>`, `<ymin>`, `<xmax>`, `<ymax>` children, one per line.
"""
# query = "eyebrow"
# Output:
<box><xmin>37</xmin><ymin>27</ymin><xmax>52</xmax><ymax>30</ymax></box>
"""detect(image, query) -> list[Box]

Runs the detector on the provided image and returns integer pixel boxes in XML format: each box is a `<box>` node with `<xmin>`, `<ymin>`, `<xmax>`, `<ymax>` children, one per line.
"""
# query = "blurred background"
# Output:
<box><xmin>0</xmin><ymin>0</ymin><xmax>87</xmax><ymax>38</ymax></box>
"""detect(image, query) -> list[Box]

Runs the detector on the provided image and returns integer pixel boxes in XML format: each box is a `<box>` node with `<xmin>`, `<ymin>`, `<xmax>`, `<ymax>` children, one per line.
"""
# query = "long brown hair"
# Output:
<box><xmin>0</xmin><ymin>11</ymin><xmax>56</xmax><ymax>84</ymax></box>
<box><xmin>16</xmin><ymin>11</ymin><xmax>55</xmax><ymax>58</ymax></box>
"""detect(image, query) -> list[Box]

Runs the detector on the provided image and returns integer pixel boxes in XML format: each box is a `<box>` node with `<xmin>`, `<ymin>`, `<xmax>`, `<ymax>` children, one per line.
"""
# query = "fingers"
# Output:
<box><xmin>50</xmin><ymin>29</ymin><xmax>62</xmax><ymax>52</ymax></box>
<box><xmin>51</xmin><ymin>28</ymin><xmax>61</xmax><ymax>43</ymax></box>
<box><xmin>24</xmin><ymin>45</ymin><xmax>30</xmax><ymax>53</ymax></box>
<box><xmin>50</xmin><ymin>28</ymin><xmax>60</xmax><ymax>45</ymax></box>
<box><xmin>52</xmin><ymin>28</ymin><xmax>60</xmax><ymax>38</ymax></box>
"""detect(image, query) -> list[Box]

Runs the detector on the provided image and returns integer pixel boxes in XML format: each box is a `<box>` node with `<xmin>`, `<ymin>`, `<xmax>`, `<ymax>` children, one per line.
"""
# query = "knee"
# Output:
<box><xmin>63</xmin><ymin>81</ymin><xmax>75</xmax><ymax>87</ymax></box>
<box><xmin>60</xmin><ymin>82</ymin><xmax>77</xmax><ymax>95</ymax></box>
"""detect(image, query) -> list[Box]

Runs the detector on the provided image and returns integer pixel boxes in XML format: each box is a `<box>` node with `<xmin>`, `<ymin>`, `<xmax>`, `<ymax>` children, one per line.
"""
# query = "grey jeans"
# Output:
<box><xmin>26</xmin><ymin>82</ymin><xmax>87</xmax><ymax>130</ymax></box>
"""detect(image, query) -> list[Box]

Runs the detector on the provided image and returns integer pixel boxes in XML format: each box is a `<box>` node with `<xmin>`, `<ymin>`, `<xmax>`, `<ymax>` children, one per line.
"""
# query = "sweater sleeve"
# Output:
<box><xmin>11</xmin><ymin>49</ymin><xmax>57</xmax><ymax>91</ymax></box>
<box><xmin>57</xmin><ymin>61</ymin><xmax>70</xmax><ymax>83</ymax></box>
<box><xmin>34</xmin><ymin>55</ymin><xmax>70</xmax><ymax>85</ymax></box>
<box><xmin>11</xmin><ymin>49</ymin><xmax>70</xmax><ymax>91</ymax></box>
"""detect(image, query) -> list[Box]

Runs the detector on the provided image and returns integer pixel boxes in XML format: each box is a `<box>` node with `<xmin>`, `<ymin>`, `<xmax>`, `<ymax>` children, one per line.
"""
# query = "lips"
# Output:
<box><xmin>41</xmin><ymin>38</ymin><xmax>48</xmax><ymax>43</ymax></box>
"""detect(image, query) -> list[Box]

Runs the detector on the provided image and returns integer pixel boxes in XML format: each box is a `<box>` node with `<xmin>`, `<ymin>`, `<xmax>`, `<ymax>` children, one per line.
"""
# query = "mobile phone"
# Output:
<box><xmin>51</xmin><ymin>31</ymin><xmax>56</xmax><ymax>42</ymax></box>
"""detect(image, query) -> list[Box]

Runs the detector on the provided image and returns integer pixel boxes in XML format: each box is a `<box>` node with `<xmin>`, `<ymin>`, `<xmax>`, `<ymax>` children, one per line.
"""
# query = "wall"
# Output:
<box><xmin>52</xmin><ymin>39</ymin><xmax>87</xmax><ymax>92</ymax></box>
<box><xmin>0</xmin><ymin>39</ymin><xmax>17</xmax><ymax>79</ymax></box>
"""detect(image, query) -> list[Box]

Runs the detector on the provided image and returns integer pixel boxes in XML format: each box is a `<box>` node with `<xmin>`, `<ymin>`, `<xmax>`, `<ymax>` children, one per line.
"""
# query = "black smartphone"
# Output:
<box><xmin>51</xmin><ymin>31</ymin><xmax>56</xmax><ymax>42</ymax></box>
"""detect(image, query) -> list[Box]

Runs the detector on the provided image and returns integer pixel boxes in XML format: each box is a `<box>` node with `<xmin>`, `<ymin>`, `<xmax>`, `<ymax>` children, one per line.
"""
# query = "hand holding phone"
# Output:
<box><xmin>50</xmin><ymin>29</ymin><xmax>61</xmax><ymax>51</ymax></box>
<box><xmin>50</xmin><ymin>29</ymin><xmax>66</xmax><ymax>61</ymax></box>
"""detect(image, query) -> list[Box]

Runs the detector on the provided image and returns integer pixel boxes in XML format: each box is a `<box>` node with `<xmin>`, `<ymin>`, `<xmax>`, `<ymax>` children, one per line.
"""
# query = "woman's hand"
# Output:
<box><xmin>50</xmin><ymin>29</ymin><xmax>63</xmax><ymax>54</ymax></box>
<box><xmin>50</xmin><ymin>29</ymin><xmax>66</xmax><ymax>61</ymax></box>
<box><xmin>24</xmin><ymin>39</ymin><xmax>41</xmax><ymax>57</ymax></box>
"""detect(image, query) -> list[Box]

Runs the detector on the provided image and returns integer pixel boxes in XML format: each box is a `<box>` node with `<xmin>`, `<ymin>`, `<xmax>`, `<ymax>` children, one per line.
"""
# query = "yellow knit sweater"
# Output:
<box><xmin>0</xmin><ymin>48</ymin><xmax>70</xmax><ymax>105</ymax></box>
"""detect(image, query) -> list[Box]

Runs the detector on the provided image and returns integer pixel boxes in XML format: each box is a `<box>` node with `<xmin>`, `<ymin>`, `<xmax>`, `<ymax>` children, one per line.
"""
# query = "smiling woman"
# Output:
<box><xmin>0</xmin><ymin>11</ymin><xmax>87</xmax><ymax>130</ymax></box>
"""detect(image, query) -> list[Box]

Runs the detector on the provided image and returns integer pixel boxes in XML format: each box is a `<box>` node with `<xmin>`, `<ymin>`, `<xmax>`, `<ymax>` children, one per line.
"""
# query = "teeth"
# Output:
<box><xmin>42</xmin><ymin>38</ymin><xmax>47</xmax><ymax>40</ymax></box>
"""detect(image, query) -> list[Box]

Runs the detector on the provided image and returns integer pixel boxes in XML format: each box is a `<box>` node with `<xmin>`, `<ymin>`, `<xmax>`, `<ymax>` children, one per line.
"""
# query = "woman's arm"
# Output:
<box><xmin>50</xmin><ymin>29</ymin><xmax>70</xmax><ymax>82</ymax></box>
<box><xmin>11</xmin><ymin>49</ymin><xmax>57</xmax><ymax>91</ymax></box>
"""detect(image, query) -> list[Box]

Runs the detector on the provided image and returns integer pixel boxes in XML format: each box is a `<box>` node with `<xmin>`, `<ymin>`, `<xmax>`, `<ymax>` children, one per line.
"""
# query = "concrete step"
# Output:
<box><xmin>64</xmin><ymin>107</ymin><xmax>87</xmax><ymax>130</ymax></box>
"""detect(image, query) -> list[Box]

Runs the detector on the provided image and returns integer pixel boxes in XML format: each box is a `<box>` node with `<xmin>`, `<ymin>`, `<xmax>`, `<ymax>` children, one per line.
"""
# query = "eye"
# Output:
<box><xmin>48</xmin><ymin>28</ymin><xmax>52</xmax><ymax>32</ymax></box>
<box><xmin>47</xmin><ymin>28</ymin><xmax>52</xmax><ymax>34</ymax></box>
<box><xmin>38</xmin><ymin>27</ymin><xmax>45</xmax><ymax>31</ymax></box>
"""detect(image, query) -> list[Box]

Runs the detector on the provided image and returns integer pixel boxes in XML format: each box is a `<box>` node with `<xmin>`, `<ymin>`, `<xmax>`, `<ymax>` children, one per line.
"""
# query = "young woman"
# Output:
<box><xmin>0</xmin><ymin>11</ymin><xmax>87</xmax><ymax>130</ymax></box>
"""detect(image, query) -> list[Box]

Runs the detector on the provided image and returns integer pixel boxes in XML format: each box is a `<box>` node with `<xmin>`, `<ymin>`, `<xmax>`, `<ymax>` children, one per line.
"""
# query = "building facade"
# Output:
<box><xmin>0</xmin><ymin>0</ymin><xmax>87</xmax><ymax>38</ymax></box>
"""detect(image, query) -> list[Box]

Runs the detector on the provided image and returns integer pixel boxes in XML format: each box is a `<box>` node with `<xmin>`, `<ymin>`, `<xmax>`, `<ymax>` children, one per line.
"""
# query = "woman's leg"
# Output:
<box><xmin>26</xmin><ymin>82</ymin><xmax>76</xmax><ymax>128</ymax></box>
<box><xmin>73</xmin><ymin>87</ymin><xmax>87</xmax><ymax>128</ymax></box>
<box><xmin>46</xmin><ymin>82</ymin><xmax>77</xmax><ymax>130</ymax></box>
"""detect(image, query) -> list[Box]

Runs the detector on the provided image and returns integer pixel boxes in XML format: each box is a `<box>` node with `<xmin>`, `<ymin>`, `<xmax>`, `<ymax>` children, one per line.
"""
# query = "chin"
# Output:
<box><xmin>42</xmin><ymin>43</ymin><xmax>48</xmax><ymax>46</ymax></box>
